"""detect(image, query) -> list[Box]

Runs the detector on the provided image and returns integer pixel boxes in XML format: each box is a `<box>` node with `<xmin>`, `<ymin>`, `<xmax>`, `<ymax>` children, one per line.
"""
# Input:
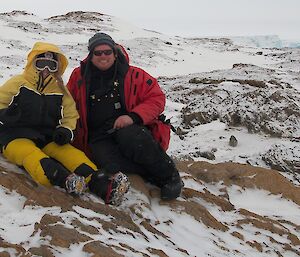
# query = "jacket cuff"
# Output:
<box><xmin>128</xmin><ymin>112</ymin><xmax>143</xmax><ymax>124</ymax></box>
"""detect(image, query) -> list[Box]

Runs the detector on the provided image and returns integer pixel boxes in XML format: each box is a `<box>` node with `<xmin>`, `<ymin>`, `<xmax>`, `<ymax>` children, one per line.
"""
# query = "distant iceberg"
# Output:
<box><xmin>229</xmin><ymin>35</ymin><xmax>300</xmax><ymax>48</ymax></box>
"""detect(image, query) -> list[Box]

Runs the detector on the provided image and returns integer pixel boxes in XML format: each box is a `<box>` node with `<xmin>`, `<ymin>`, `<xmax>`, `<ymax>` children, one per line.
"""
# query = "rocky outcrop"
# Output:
<box><xmin>0</xmin><ymin>161</ymin><xmax>299</xmax><ymax>257</ymax></box>
<box><xmin>262</xmin><ymin>143</ymin><xmax>300</xmax><ymax>175</ymax></box>
<box><xmin>168</xmin><ymin>64</ymin><xmax>300</xmax><ymax>138</ymax></box>
<box><xmin>160</xmin><ymin>61</ymin><xmax>300</xmax><ymax>173</ymax></box>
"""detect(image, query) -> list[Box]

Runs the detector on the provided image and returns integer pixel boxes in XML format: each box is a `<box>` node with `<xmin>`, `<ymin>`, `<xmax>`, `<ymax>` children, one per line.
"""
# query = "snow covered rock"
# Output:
<box><xmin>0</xmin><ymin>161</ymin><xmax>299</xmax><ymax>257</ymax></box>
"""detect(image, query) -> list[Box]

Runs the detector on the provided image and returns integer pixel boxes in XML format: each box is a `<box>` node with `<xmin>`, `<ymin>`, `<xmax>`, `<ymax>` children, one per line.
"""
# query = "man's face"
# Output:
<box><xmin>91</xmin><ymin>44</ymin><xmax>116</xmax><ymax>71</ymax></box>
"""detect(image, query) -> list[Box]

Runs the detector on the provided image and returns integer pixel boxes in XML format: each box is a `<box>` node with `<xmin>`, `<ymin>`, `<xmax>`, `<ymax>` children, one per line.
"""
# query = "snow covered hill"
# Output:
<box><xmin>229</xmin><ymin>35</ymin><xmax>300</xmax><ymax>48</ymax></box>
<box><xmin>0</xmin><ymin>10</ymin><xmax>299</xmax><ymax>257</ymax></box>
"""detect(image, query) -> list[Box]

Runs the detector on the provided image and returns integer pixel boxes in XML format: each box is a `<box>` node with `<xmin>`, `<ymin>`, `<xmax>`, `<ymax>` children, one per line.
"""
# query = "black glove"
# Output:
<box><xmin>53</xmin><ymin>127</ymin><xmax>72</xmax><ymax>145</ymax></box>
<box><xmin>128</xmin><ymin>112</ymin><xmax>142</xmax><ymax>124</ymax></box>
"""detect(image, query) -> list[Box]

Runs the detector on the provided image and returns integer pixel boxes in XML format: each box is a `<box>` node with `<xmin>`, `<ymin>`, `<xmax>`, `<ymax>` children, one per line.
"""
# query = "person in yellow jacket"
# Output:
<box><xmin>0</xmin><ymin>42</ymin><xmax>129</xmax><ymax>205</ymax></box>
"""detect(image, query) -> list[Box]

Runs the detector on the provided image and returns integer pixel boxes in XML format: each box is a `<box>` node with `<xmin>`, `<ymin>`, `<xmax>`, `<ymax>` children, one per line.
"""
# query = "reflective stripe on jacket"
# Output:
<box><xmin>0</xmin><ymin>42</ymin><xmax>79</xmax><ymax>146</ymax></box>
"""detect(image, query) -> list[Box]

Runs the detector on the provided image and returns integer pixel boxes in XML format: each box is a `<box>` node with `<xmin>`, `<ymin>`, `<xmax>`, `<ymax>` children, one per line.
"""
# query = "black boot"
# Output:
<box><xmin>40</xmin><ymin>158</ymin><xmax>70</xmax><ymax>188</ymax></box>
<box><xmin>160</xmin><ymin>172</ymin><xmax>183</xmax><ymax>200</ymax></box>
<box><xmin>40</xmin><ymin>158</ymin><xmax>86</xmax><ymax>195</ymax></box>
<box><xmin>88</xmin><ymin>170</ymin><xmax>130</xmax><ymax>205</ymax></box>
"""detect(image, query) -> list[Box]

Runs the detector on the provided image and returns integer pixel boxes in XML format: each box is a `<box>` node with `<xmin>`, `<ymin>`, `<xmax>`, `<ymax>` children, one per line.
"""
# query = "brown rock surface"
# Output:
<box><xmin>0</xmin><ymin>160</ymin><xmax>299</xmax><ymax>256</ymax></box>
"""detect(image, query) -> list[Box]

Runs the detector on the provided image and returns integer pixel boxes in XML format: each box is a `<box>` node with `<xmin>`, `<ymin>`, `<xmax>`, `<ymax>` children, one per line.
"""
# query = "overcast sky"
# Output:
<box><xmin>0</xmin><ymin>0</ymin><xmax>300</xmax><ymax>40</ymax></box>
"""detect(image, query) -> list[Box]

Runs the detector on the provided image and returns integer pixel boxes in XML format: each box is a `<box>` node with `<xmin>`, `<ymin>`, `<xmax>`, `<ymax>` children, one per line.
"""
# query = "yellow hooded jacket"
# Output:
<box><xmin>0</xmin><ymin>42</ymin><xmax>79</xmax><ymax>147</ymax></box>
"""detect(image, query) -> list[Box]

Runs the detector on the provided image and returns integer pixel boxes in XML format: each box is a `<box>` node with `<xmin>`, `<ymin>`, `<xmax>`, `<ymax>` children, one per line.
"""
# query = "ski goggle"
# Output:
<box><xmin>35</xmin><ymin>58</ymin><xmax>58</xmax><ymax>72</ymax></box>
<box><xmin>93</xmin><ymin>49</ymin><xmax>114</xmax><ymax>56</ymax></box>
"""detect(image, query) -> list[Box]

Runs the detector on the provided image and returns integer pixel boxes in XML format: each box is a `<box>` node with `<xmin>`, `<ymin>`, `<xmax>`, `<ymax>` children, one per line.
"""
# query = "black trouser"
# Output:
<box><xmin>89</xmin><ymin>124</ymin><xmax>178</xmax><ymax>187</ymax></box>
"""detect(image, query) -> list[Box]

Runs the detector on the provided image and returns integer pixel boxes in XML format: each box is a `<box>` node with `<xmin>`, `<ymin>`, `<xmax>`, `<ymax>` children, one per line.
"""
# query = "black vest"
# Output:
<box><xmin>87</xmin><ymin>61</ymin><xmax>128</xmax><ymax>141</ymax></box>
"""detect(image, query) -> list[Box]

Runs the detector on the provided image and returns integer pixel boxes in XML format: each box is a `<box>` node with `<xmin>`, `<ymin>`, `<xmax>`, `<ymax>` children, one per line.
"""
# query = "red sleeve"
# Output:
<box><xmin>129</xmin><ymin>69</ymin><xmax>165</xmax><ymax>125</ymax></box>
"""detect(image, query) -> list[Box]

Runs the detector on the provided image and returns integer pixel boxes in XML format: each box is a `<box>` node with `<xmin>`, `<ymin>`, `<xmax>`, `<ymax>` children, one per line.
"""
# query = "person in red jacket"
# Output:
<box><xmin>67</xmin><ymin>32</ymin><xmax>183</xmax><ymax>200</ymax></box>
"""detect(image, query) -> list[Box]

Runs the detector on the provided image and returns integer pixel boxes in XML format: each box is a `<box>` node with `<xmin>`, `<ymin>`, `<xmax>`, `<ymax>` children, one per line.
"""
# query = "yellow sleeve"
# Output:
<box><xmin>0</xmin><ymin>76</ymin><xmax>22</xmax><ymax>109</ymax></box>
<box><xmin>59</xmin><ymin>87</ymin><xmax>79</xmax><ymax>131</ymax></box>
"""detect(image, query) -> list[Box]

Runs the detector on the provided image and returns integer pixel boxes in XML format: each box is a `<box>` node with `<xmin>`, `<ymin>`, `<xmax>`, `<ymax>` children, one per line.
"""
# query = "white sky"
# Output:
<box><xmin>0</xmin><ymin>0</ymin><xmax>300</xmax><ymax>40</ymax></box>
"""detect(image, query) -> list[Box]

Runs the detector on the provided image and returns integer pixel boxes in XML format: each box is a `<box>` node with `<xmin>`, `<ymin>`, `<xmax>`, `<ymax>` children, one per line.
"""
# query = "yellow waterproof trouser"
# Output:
<box><xmin>3</xmin><ymin>138</ymin><xmax>97</xmax><ymax>186</ymax></box>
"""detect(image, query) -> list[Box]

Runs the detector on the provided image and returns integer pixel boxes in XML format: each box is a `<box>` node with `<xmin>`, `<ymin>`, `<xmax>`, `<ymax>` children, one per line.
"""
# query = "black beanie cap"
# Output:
<box><xmin>88</xmin><ymin>32</ymin><xmax>116</xmax><ymax>52</ymax></box>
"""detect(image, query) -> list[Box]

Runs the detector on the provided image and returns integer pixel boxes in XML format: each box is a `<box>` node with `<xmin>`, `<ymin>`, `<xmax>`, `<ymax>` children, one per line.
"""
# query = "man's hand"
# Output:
<box><xmin>113</xmin><ymin>115</ymin><xmax>133</xmax><ymax>129</ymax></box>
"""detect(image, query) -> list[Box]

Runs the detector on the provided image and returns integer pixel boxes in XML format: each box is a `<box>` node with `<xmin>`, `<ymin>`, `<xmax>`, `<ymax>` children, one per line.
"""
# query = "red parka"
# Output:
<box><xmin>67</xmin><ymin>54</ymin><xmax>171</xmax><ymax>156</ymax></box>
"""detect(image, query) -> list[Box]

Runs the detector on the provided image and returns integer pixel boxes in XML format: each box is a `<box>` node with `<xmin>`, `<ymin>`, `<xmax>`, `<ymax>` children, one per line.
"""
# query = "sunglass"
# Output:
<box><xmin>35</xmin><ymin>58</ymin><xmax>58</xmax><ymax>72</ymax></box>
<box><xmin>93</xmin><ymin>49</ymin><xmax>114</xmax><ymax>56</ymax></box>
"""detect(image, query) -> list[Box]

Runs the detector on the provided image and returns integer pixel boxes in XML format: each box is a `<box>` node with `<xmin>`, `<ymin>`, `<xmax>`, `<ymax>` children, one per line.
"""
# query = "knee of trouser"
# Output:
<box><xmin>3</xmin><ymin>139</ymin><xmax>56</xmax><ymax>187</ymax></box>
<box><xmin>3</xmin><ymin>138</ymin><xmax>37</xmax><ymax>166</ymax></box>
<box><xmin>115</xmin><ymin>125</ymin><xmax>151</xmax><ymax>146</ymax></box>
<box><xmin>116</xmin><ymin>125</ymin><xmax>160</xmax><ymax>163</ymax></box>
<box><xmin>42</xmin><ymin>142</ymin><xmax>97</xmax><ymax>174</ymax></box>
